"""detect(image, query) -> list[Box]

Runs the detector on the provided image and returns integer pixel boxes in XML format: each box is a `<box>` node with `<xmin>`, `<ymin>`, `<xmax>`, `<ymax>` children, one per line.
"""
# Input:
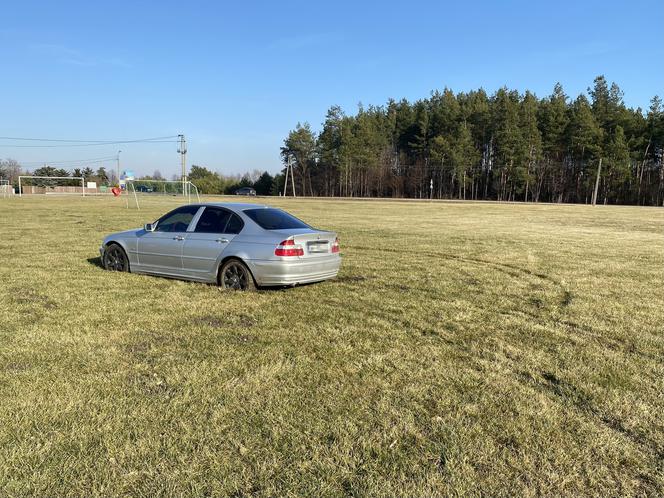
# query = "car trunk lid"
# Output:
<box><xmin>272</xmin><ymin>229</ymin><xmax>337</xmax><ymax>258</ymax></box>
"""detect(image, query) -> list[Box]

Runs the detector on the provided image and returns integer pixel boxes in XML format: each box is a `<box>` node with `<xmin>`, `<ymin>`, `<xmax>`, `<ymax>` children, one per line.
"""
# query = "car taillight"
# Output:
<box><xmin>331</xmin><ymin>237</ymin><xmax>340</xmax><ymax>253</ymax></box>
<box><xmin>275</xmin><ymin>239</ymin><xmax>304</xmax><ymax>257</ymax></box>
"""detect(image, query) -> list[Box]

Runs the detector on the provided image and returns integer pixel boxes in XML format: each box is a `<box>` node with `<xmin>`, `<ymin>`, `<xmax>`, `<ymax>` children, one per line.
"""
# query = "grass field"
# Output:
<box><xmin>0</xmin><ymin>195</ymin><xmax>663</xmax><ymax>496</ymax></box>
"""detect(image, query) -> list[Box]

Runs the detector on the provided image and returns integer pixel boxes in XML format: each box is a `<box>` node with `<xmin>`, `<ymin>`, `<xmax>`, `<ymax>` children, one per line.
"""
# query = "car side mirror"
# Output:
<box><xmin>144</xmin><ymin>223</ymin><xmax>156</xmax><ymax>232</ymax></box>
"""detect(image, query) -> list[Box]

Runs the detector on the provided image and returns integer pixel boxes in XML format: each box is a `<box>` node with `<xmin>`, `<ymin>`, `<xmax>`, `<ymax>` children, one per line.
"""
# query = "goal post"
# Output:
<box><xmin>126</xmin><ymin>179</ymin><xmax>200</xmax><ymax>209</ymax></box>
<box><xmin>0</xmin><ymin>179</ymin><xmax>10</xmax><ymax>198</ymax></box>
<box><xmin>18</xmin><ymin>176</ymin><xmax>86</xmax><ymax>197</ymax></box>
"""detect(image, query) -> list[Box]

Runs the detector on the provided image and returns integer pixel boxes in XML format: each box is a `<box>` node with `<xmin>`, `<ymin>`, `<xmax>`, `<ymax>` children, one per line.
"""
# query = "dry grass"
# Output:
<box><xmin>0</xmin><ymin>195</ymin><xmax>663</xmax><ymax>496</ymax></box>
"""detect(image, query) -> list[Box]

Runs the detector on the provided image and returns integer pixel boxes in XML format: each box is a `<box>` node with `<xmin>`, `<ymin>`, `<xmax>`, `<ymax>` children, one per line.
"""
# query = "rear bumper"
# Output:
<box><xmin>248</xmin><ymin>255</ymin><xmax>341</xmax><ymax>286</ymax></box>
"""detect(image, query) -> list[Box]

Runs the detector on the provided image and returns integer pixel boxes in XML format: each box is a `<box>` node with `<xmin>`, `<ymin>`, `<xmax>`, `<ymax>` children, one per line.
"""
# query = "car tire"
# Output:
<box><xmin>103</xmin><ymin>243</ymin><xmax>130</xmax><ymax>272</ymax></box>
<box><xmin>219</xmin><ymin>259</ymin><xmax>256</xmax><ymax>291</ymax></box>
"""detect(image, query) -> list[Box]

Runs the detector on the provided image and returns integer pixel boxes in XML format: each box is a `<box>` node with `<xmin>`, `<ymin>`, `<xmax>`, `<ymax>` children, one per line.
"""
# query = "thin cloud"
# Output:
<box><xmin>30</xmin><ymin>43</ymin><xmax>130</xmax><ymax>68</ymax></box>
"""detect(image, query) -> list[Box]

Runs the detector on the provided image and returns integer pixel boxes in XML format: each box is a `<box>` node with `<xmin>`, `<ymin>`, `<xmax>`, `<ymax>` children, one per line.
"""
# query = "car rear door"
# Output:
<box><xmin>181</xmin><ymin>207</ymin><xmax>244</xmax><ymax>280</ymax></box>
<box><xmin>137</xmin><ymin>205</ymin><xmax>202</xmax><ymax>273</ymax></box>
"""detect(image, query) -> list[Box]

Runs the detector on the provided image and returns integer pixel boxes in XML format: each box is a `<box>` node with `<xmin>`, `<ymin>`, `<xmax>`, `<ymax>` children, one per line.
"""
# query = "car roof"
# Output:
<box><xmin>195</xmin><ymin>202</ymin><xmax>269</xmax><ymax>210</ymax></box>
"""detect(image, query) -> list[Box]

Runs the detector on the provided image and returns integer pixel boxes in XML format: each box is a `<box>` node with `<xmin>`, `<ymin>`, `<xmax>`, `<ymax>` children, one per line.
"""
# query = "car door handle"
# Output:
<box><xmin>216</xmin><ymin>238</ymin><xmax>229</xmax><ymax>243</ymax></box>
<box><xmin>173</xmin><ymin>235</ymin><xmax>185</xmax><ymax>241</ymax></box>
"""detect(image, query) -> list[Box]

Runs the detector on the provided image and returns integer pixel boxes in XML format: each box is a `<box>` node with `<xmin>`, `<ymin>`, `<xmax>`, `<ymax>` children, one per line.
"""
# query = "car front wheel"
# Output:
<box><xmin>219</xmin><ymin>259</ymin><xmax>256</xmax><ymax>291</ymax></box>
<box><xmin>103</xmin><ymin>243</ymin><xmax>130</xmax><ymax>272</ymax></box>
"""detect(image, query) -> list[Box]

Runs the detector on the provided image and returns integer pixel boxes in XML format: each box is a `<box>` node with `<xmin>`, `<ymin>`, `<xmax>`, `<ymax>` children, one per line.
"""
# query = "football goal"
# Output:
<box><xmin>126</xmin><ymin>179</ymin><xmax>200</xmax><ymax>209</ymax></box>
<box><xmin>18</xmin><ymin>176</ymin><xmax>86</xmax><ymax>197</ymax></box>
<box><xmin>0</xmin><ymin>179</ymin><xmax>10</xmax><ymax>198</ymax></box>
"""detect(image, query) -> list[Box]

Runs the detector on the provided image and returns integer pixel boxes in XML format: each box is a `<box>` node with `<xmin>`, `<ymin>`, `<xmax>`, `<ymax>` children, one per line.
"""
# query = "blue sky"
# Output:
<box><xmin>1</xmin><ymin>0</ymin><xmax>662</xmax><ymax>177</ymax></box>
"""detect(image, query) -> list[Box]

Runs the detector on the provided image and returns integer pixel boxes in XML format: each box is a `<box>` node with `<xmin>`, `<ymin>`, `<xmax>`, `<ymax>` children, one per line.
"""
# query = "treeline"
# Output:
<box><xmin>188</xmin><ymin>165</ymin><xmax>277</xmax><ymax>195</ymax></box>
<box><xmin>281</xmin><ymin>76</ymin><xmax>664</xmax><ymax>205</ymax></box>
<box><xmin>0</xmin><ymin>163</ymin><xmax>114</xmax><ymax>187</ymax></box>
<box><xmin>0</xmin><ymin>160</ymin><xmax>280</xmax><ymax>196</ymax></box>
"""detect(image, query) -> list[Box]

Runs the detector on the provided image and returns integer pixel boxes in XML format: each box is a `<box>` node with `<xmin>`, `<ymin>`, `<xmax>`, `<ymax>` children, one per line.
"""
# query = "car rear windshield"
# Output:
<box><xmin>243</xmin><ymin>208</ymin><xmax>310</xmax><ymax>230</ymax></box>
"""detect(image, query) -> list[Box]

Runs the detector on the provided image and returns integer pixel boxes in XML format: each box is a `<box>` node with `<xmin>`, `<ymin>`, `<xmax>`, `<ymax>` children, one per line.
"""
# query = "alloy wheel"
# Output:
<box><xmin>222</xmin><ymin>262</ymin><xmax>249</xmax><ymax>290</ymax></box>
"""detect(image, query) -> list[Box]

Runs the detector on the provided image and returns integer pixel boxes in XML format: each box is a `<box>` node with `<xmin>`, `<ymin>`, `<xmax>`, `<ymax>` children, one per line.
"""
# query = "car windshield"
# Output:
<box><xmin>243</xmin><ymin>208</ymin><xmax>310</xmax><ymax>230</ymax></box>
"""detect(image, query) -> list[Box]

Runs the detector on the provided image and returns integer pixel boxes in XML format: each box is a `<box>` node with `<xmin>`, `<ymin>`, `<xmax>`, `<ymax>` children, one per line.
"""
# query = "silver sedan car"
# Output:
<box><xmin>100</xmin><ymin>203</ymin><xmax>341</xmax><ymax>290</ymax></box>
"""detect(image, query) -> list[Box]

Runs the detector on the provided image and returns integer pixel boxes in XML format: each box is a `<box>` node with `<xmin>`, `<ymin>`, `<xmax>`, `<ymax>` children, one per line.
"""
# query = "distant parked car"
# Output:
<box><xmin>235</xmin><ymin>187</ymin><xmax>256</xmax><ymax>196</ymax></box>
<box><xmin>100</xmin><ymin>203</ymin><xmax>341</xmax><ymax>290</ymax></box>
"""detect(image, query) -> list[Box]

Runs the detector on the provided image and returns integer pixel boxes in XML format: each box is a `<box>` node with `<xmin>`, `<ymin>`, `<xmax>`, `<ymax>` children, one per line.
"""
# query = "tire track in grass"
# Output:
<box><xmin>344</xmin><ymin>244</ymin><xmax>655</xmax><ymax>366</ymax></box>
<box><xmin>516</xmin><ymin>367</ymin><xmax>664</xmax><ymax>486</ymax></box>
<box><xmin>331</xmin><ymin>244</ymin><xmax>574</xmax><ymax>345</ymax></box>
<box><xmin>347</xmin><ymin>245</ymin><xmax>573</xmax><ymax>308</ymax></box>
<box><xmin>335</xmin><ymin>244</ymin><xmax>664</xmax><ymax>475</ymax></box>
<box><xmin>342</xmin><ymin>245</ymin><xmax>664</xmax><ymax>473</ymax></box>
<box><xmin>348</xmin><ymin>245</ymin><xmax>657</xmax><ymax>362</ymax></box>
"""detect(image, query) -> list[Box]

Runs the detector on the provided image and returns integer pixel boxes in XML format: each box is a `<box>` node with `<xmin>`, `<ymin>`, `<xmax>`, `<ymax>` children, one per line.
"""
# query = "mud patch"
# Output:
<box><xmin>235</xmin><ymin>315</ymin><xmax>256</xmax><ymax>328</ymax></box>
<box><xmin>335</xmin><ymin>275</ymin><xmax>369</xmax><ymax>283</ymax></box>
<box><xmin>528</xmin><ymin>297</ymin><xmax>545</xmax><ymax>309</ymax></box>
<box><xmin>496</xmin><ymin>434</ymin><xmax>520</xmax><ymax>453</ymax></box>
<box><xmin>3</xmin><ymin>361</ymin><xmax>30</xmax><ymax>373</ymax></box>
<box><xmin>541</xmin><ymin>371</ymin><xmax>592</xmax><ymax>408</ymax></box>
<box><xmin>561</xmin><ymin>290</ymin><xmax>573</xmax><ymax>307</ymax></box>
<box><xmin>542</xmin><ymin>371</ymin><xmax>562</xmax><ymax>387</ymax></box>
<box><xmin>11</xmin><ymin>287</ymin><xmax>57</xmax><ymax>310</ymax></box>
<box><xmin>120</xmin><ymin>329</ymin><xmax>187</xmax><ymax>367</ymax></box>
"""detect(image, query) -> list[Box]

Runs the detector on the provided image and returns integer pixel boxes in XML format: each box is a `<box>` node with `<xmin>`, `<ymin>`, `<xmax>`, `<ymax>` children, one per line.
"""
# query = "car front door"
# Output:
<box><xmin>138</xmin><ymin>205</ymin><xmax>202</xmax><ymax>273</ymax></box>
<box><xmin>182</xmin><ymin>207</ymin><xmax>244</xmax><ymax>280</ymax></box>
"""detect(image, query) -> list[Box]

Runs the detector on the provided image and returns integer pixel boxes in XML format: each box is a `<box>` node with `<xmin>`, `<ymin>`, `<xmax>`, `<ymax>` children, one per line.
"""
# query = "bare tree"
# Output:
<box><xmin>247</xmin><ymin>169</ymin><xmax>263</xmax><ymax>183</ymax></box>
<box><xmin>0</xmin><ymin>158</ymin><xmax>22</xmax><ymax>184</ymax></box>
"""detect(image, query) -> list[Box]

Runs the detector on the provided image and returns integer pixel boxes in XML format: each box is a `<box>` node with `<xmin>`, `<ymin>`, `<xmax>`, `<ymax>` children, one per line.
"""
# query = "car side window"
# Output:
<box><xmin>194</xmin><ymin>207</ymin><xmax>232</xmax><ymax>233</ymax></box>
<box><xmin>155</xmin><ymin>206</ymin><xmax>200</xmax><ymax>233</ymax></box>
<box><xmin>225</xmin><ymin>214</ymin><xmax>244</xmax><ymax>234</ymax></box>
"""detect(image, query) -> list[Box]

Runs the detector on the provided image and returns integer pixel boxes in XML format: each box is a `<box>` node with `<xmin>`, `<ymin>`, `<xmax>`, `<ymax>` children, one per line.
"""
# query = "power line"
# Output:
<box><xmin>0</xmin><ymin>135</ymin><xmax>180</xmax><ymax>148</ymax></box>
<box><xmin>18</xmin><ymin>155</ymin><xmax>118</xmax><ymax>165</ymax></box>
<box><xmin>0</xmin><ymin>135</ymin><xmax>178</xmax><ymax>143</ymax></box>
<box><xmin>0</xmin><ymin>140</ymin><xmax>178</xmax><ymax>148</ymax></box>
<box><xmin>25</xmin><ymin>159</ymin><xmax>116</xmax><ymax>167</ymax></box>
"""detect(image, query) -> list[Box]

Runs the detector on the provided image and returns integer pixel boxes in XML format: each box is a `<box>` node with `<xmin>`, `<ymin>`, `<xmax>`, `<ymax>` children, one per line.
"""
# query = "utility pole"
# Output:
<box><xmin>283</xmin><ymin>155</ymin><xmax>296</xmax><ymax>197</ymax></box>
<box><xmin>290</xmin><ymin>155</ymin><xmax>296</xmax><ymax>197</ymax></box>
<box><xmin>592</xmin><ymin>157</ymin><xmax>602</xmax><ymax>206</ymax></box>
<box><xmin>116</xmin><ymin>150</ymin><xmax>122</xmax><ymax>188</ymax></box>
<box><xmin>283</xmin><ymin>155</ymin><xmax>290</xmax><ymax>197</ymax></box>
<box><xmin>178</xmin><ymin>134</ymin><xmax>187</xmax><ymax>197</ymax></box>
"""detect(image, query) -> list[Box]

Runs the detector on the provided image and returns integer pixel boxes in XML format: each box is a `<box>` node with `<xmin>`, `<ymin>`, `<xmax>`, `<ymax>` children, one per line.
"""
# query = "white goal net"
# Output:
<box><xmin>18</xmin><ymin>176</ymin><xmax>86</xmax><ymax>197</ymax></box>
<box><xmin>0</xmin><ymin>179</ymin><xmax>10</xmax><ymax>197</ymax></box>
<box><xmin>126</xmin><ymin>179</ymin><xmax>200</xmax><ymax>209</ymax></box>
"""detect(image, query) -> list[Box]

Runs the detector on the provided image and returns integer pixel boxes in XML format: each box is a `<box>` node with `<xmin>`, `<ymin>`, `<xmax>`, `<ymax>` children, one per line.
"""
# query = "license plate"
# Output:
<box><xmin>308</xmin><ymin>242</ymin><xmax>328</xmax><ymax>253</ymax></box>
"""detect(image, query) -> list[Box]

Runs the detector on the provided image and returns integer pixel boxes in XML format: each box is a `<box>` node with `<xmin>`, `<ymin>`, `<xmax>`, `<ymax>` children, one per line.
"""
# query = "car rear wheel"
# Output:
<box><xmin>103</xmin><ymin>244</ymin><xmax>129</xmax><ymax>272</ymax></box>
<box><xmin>219</xmin><ymin>259</ymin><xmax>255</xmax><ymax>291</ymax></box>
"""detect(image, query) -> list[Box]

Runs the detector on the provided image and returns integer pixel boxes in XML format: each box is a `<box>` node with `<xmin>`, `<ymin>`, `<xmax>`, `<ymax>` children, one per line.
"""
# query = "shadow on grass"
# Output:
<box><xmin>87</xmin><ymin>256</ymin><xmax>103</xmax><ymax>269</ymax></box>
<box><xmin>85</xmin><ymin>255</ymin><xmax>337</xmax><ymax>293</ymax></box>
